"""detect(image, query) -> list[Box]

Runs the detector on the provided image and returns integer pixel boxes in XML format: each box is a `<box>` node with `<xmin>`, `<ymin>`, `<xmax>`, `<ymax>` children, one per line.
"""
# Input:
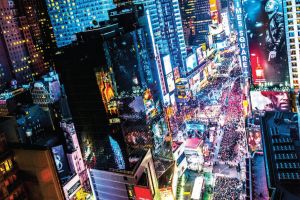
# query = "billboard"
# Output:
<box><xmin>52</xmin><ymin>145</ymin><xmax>69</xmax><ymax>179</ymax></box>
<box><xmin>163</xmin><ymin>55</ymin><xmax>172</xmax><ymax>75</ymax></box>
<box><xmin>166</xmin><ymin>73</ymin><xmax>175</xmax><ymax>92</ymax></box>
<box><xmin>244</xmin><ymin>0</ymin><xmax>289</xmax><ymax>85</ymax></box>
<box><xmin>186</xmin><ymin>54</ymin><xmax>197</xmax><ymax>73</ymax></box>
<box><xmin>134</xmin><ymin>186</ymin><xmax>153</xmax><ymax>200</ymax></box>
<box><xmin>143</xmin><ymin>89</ymin><xmax>157</xmax><ymax>120</ymax></box>
<box><xmin>250</xmin><ymin>91</ymin><xmax>290</xmax><ymax>111</ymax></box>
<box><xmin>119</xmin><ymin>96</ymin><xmax>145</xmax><ymax>122</ymax></box>
<box><xmin>196</xmin><ymin>47</ymin><xmax>204</xmax><ymax>65</ymax></box>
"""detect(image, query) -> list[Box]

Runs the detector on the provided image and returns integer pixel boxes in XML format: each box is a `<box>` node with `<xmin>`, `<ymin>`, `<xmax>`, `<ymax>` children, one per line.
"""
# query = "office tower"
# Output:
<box><xmin>116</xmin><ymin>0</ymin><xmax>187</xmax><ymax>76</ymax></box>
<box><xmin>0</xmin><ymin>0</ymin><xmax>53</xmax><ymax>87</ymax></box>
<box><xmin>45</xmin><ymin>0</ymin><xmax>115</xmax><ymax>47</ymax></box>
<box><xmin>178</xmin><ymin>0</ymin><xmax>212</xmax><ymax>48</ymax></box>
<box><xmin>16</xmin><ymin>0</ymin><xmax>57</xmax><ymax>71</ymax></box>
<box><xmin>57</xmin><ymin>5</ymin><xmax>171</xmax><ymax>199</ymax></box>
<box><xmin>157</xmin><ymin>0</ymin><xmax>187</xmax><ymax>76</ymax></box>
<box><xmin>0</xmin><ymin>0</ymin><xmax>34</xmax><ymax>84</ymax></box>
<box><xmin>0</xmin><ymin>132</ymin><xmax>28</xmax><ymax>200</ymax></box>
<box><xmin>260</xmin><ymin>112</ymin><xmax>300</xmax><ymax>199</ymax></box>
<box><xmin>283</xmin><ymin>0</ymin><xmax>300</xmax><ymax>90</ymax></box>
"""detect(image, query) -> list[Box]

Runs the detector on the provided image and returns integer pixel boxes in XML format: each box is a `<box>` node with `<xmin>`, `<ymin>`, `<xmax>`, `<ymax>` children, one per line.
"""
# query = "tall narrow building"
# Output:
<box><xmin>178</xmin><ymin>0</ymin><xmax>212</xmax><ymax>47</ymax></box>
<box><xmin>0</xmin><ymin>0</ymin><xmax>34</xmax><ymax>84</ymax></box>
<box><xmin>0</xmin><ymin>0</ymin><xmax>54</xmax><ymax>87</ymax></box>
<box><xmin>283</xmin><ymin>0</ymin><xmax>300</xmax><ymax>91</ymax></box>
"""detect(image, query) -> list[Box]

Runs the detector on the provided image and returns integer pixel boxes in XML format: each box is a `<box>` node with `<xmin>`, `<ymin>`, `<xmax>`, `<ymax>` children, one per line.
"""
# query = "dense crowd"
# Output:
<box><xmin>213</xmin><ymin>177</ymin><xmax>242</xmax><ymax>200</ymax></box>
<box><xmin>218</xmin><ymin>76</ymin><xmax>245</xmax><ymax>161</ymax></box>
<box><xmin>219</xmin><ymin>122</ymin><xmax>242</xmax><ymax>161</ymax></box>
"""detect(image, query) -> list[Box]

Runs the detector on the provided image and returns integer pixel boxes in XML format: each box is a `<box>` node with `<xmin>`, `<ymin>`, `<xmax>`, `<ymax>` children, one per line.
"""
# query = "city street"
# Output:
<box><xmin>174</xmin><ymin>43</ymin><xmax>248</xmax><ymax>200</ymax></box>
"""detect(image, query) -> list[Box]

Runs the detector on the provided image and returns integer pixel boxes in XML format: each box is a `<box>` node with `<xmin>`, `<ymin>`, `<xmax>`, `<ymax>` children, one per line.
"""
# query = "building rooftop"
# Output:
<box><xmin>261</xmin><ymin>111</ymin><xmax>300</xmax><ymax>200</ymax></box>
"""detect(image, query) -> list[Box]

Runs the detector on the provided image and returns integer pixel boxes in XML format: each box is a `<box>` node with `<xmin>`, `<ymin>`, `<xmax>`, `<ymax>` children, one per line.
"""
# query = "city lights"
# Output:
<box><xmin>0</xmin><ymin>0</ymin><xmax>299</xmax><ymax>200</ymax></box>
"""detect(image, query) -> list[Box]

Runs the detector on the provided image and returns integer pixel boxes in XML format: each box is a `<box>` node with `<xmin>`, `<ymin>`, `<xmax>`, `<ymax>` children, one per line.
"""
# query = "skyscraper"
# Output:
<box><xmin>178</xmin><ymin>0</ymin><xmax>212</xmax><ymax>47</ymax></box>
<box><xmin>16</xmin><ymin>0</ymin><xmax>57</xmax><ymax>71</ymax></box>
<box><xmin>45</xmin><ymin>0</ymin><xmax>115</xmax><ymax>47</ymax></box>
<box><xmin>157</xmin><ymin>0</ymin><xmax>187</xmax><ymax>75</ymax></box>
<box><xmin>57</xmin><ymin>5</ymin><xmax>169</xmax><ymax>199</ymax></box>
<box><xmin>0</xmin><ymin>0</ymin><xmax>54</xmax><ymax>87</ymax></box>
<box><xmin>0</xmin><ymin>0</ymin><xmax>34</xmax><ymax>84</ymax></box>
<box><xmin>283</xmin><ymin>0</ymin><xmax>300</xmax><ymax>90</ymax></box>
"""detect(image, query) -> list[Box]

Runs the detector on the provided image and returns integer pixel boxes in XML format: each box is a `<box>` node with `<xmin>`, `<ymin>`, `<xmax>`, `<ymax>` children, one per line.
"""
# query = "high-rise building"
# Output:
<box><xmin>16</xmin><ymin>0</ymin><xmax>57</xmax><ymax>71</ymax></box>
<box><xmin>158</xmin><ymin>0</ymin><xmax>187</xmax><ymax>76</ymax></box>
<box><xmin>45</xmin><ymin>0</ymin><xmax>116</xmax><ymax>47</ymax></box>
<box><xmin>116</xmin><ymin>0</ymin><xmax>187</xmax><ymax>76</ymax></box>
<box><xmin>260</xmin><ymin>111</ymin><xmax>300</xmax><ymax>199</ymax></box>
<box><xmin>0</xmin><ymin>0</ymin><xmax>54</xmax><ymax>87</ymax></box>
<box><xmin>56</xmin><ymin>6</ymin><xmax>174</xmax><ymax>199</ymax></box>
<box><xmin>283</xmin><ymin>0</ymin><xmax>300</xmax><ymax>91</ymax></box>
<box><xmin>0</xmin><ymin>0</ymin><xmax>34</xmax><ymax>84</ymax></box>
<box><xmin>178</xmin><ymin>0</ymin><xmax>212</xmax><ymax>48</ymax></box>
<box><xmin>57</xmin><ymin>5</ymin><xmax>171</xmax><ymax>168</ymax></box>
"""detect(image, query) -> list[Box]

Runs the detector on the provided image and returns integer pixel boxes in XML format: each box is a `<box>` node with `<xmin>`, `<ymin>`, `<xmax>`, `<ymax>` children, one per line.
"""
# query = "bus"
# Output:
<box><xmin>191</xmin><ymin>176</ymin><xmax>205</xmax><ymax>200</ymax></box>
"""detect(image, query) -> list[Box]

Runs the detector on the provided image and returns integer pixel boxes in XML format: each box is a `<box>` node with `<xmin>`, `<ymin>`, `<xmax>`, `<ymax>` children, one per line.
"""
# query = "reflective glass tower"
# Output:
<box><xmin>45</xmin><ymin>0</ymin><xmax>115</xmax><ymax>47</ymax></box>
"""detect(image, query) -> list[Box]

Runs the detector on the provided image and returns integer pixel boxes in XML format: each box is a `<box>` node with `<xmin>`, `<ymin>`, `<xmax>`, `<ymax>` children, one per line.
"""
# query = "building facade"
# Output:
<box><xmin>45</xmin><ymin>0</ymin><xmax>115</xmax><ymax>47</ymax></box>
<box><xmin>178</xmin><ymin>0</ymin><xmax>212</xmax><ymax>48</ymax></box>
<box><xmin>284</xmin><ymin>0</ymin><xmax>300</xmax><ymax>91</ymax></box>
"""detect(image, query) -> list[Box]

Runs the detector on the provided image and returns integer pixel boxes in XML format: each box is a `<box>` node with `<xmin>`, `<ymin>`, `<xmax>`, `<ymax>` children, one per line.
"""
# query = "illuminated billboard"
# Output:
<box><xmin>143</xmin><ymin>89</ymin><xmax>157</xmax><ymax>119</ymax></box>
<box><xmin>119</xmin><ymin>96</ymin><xmax>145</xmax><ymax>122</ymax></box>
<box><xmin>186</xmin><ymin>54</ymin><xmax>197</xmax><ymax>73</ymax></box>
<box><xmin>244</xmin><ymin>0</ymin><xmax>289</xmax><ymax>85</ymax></box>
<box><xmin>196</xmin><ymin>47</ymin><xmax>204</xmax><ymax>65</ymax></box>
<box><xmin>124</xmin><ymin>126</ymin><xmax>152</xmax><ymax>147</ymax></box>
<box><xmin>250</xmin><ymin>91</ymin><xmax>290</xmax><ymax>112</ymax></box>
<box><xmin>166</xmin><ymin>73</ymin><xmax>175</xmax><ymax>92</ymax></box>
<box><xmin>134</xmin><ymin>186</ymin><xmax>153</xmax><ymax>200</ymax></box>
<box><xmin>52</xmin><ymin>145</ymin><xmax>69</xmax><ymax>179</ymax></box>
<box><xmin>163</xmin><ymin>55</ymin><xmax>172</xmax><ymax>75</ymax></box>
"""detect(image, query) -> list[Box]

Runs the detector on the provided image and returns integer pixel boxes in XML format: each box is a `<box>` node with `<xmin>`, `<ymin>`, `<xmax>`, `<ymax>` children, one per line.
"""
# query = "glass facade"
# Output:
<box><xmin>45</xmin><ymin>0</ymin><xmax>115</xmax><ymax>47</ymax></box>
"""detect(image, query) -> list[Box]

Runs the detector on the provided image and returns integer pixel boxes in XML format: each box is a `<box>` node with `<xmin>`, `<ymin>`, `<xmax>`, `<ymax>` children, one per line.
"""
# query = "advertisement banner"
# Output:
<box><xmin>166</xmin><ymin>73</ymin><xmax>175</xmax><ymax>93</ymax></box>
<box><xmin>250</xmin><ymin>91</ymin><xmax>290</xmax><ymax>111</ymax></box>
<box><xmin>244</xmin><ymin>0</ymin><xmax>289</xmax><ymax>85</ymax></box>
<box><xmin>134</xmin><ymin>186</ymin><xmax>153</xmax><ymax>200</ymax></box>
<box><xmin>52</xmin><ymin>145</ymin><xmax>69</xmax><ymax>179</ymax></box>
<box><xmin>186</xmin><ymin>54</ymin><xmax>197</xmax><ymax>73</ymax></box>
<box><xmin>163</xmin><ymin>55</ymin><xmax>172</xmax><ymax>75</ymax></box>
<box><xmin>196</xmin><ymin>47</ymin><xmax>204</xmax><ymax>65</ymax></box>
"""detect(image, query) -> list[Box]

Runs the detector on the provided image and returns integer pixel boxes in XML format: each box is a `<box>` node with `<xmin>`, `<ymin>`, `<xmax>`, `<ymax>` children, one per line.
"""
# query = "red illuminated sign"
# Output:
<box><xmin>134</xmin><ymin>186</ymin><xmax>153</xmax><ymax>200</ymax></box>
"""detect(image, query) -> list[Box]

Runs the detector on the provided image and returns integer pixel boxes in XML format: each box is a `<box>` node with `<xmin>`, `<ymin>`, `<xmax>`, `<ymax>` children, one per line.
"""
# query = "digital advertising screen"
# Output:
<box><xmin>124</xmin><ymin>126</ymin><xmax>152</xmax><ymax>147</ymax></box>
<box><xmin>119</xmin><ymin>96</ymin><xmax>145</xmax><ymax>122</ymax></box>
<box><xmin>143</xmin><ymin>89</ymin><xmax>157</xmax><ymax>119</ymax></box>
<box><xmin>52</xmin><ymin>145</ymin><xmax>69</xmax><ymax>179</ymax></box>
<box><xmin>163</xmin><ymin>55</ymin><xmax>172</xmax><ymax>75</ymax></box>
<box><xmin>244</xmin><ymin>0</ymin><xmax>289</xmax><ymax>85</ymax></box>
<box><xmin>166</xmin><ymin>73</ymin><xmax>175</xmax><ymax>92</ymax></box>
<box><xmin>134</xmin><ymin>186</ymin><xmax>153</xmax><ymax>200</ymax></box>
<box><xmin>186</xmin><ymin>54</ymin><xmax>197</xmax><ymax>73</ymax></box>
<box><xmin>250</xmin><ymin>91</ymin><xmax>290</xmax><ymax>112</ymax></box>
<box><xmin>196</xmin><ymin>47</ymin><xmax>204</xmax><ymax>65</ymax></box>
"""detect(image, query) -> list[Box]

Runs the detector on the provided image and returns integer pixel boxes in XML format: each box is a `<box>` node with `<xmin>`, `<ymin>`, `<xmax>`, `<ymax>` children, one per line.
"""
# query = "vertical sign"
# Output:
<box><xmin>234</xmin><ymin>0</ymin><xmax>250</xmax><ymax>78</ymax></box>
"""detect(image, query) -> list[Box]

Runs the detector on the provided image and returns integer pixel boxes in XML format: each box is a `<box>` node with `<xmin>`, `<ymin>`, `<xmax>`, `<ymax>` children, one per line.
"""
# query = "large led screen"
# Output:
<box><xmin>244</xmin><ymin>0</ymin><xmax>289</xmax><ymax>85</ymax></box>
<box><xmin>163</xmin><ymin>55</ymin><xmax>172</xmax><ymax>75</ymax></box>
<box><xmin>250</xmin><ymin>91</ymin><xmax>290</xmax><ymax>112</ymax></box>
<box><xmin>186</xmin><ymin>54</ymin><xmax>197</xmax><ymax>73</ymax></box>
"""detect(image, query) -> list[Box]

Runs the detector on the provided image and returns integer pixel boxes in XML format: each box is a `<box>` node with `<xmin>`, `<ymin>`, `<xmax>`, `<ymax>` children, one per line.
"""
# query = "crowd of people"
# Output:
<box><xmin>213</xmin><ymin>176</ymin><xmax>242</xmax><ymax>200</ymax></box>
<box><xmin>218</xmin><ymin>122</ymin><xmax>243</xmax><ymax>161</ymax></box>
<box><xmin>217</xmin><ymin>75</ymin><xmax>246</xmax><ymax>161</ymax></box>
